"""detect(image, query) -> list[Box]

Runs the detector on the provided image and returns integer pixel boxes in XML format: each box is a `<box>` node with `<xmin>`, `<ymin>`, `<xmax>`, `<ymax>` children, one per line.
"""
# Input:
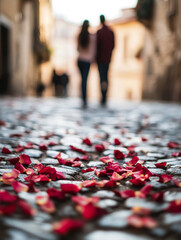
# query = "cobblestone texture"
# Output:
<box><xmin>0</xmin><ymin>97</ymin><xmax>181</xmax><ymax>240</ymax></box>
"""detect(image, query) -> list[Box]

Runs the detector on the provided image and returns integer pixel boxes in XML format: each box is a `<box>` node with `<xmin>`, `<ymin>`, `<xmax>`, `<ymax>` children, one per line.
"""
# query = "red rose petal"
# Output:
<box><xmin>61</xmin><ymin>184</ymin><xmax>80</xmax><ymax>194</ymax></box>
<box><xmin>140</xmin><ymin>184</ymin><xmax>152</xmax><ymax>196</ymax></box>
<box><xmin>168</xmin><ymin>141</ymin><xmax>179</xmax><ymax>148</ymax></box>
<box><xmin>2</xmin><ymin>169</ymin><xmax>20</xmax><ymax>185</ymax></box>
<box><xmin>114</xmin><ymin>150</ymin><xmax>125</xmax><ymax>159</ymax></box>
<box><xmin>166</xmin><ymin>200</ymin><xmax>181</xmax><ymax>213</ymax></box>
<box><xmin>39</xmin><ymin>144</ymin><xmax>48</xmax><ymax>151</ymax></box>
<box><xmin>127</xmin><ymin>215</ymin><xmax>157</xmax><ymax>229</ymax></box>
<box><xmin>82</xmin><ymin>167</ymin><xmax>96</xmax><ymax>173</ymax></box>
<box><xmin>100</xmin><ymin>156</ymin><xmax>114</xmax><ymax>164</ymax></box>
<box><xmin>0</xmin><ymin>190</ymin><xmax>17</xmax><ymax>203</ymax></box>
<box><xmin>47</xmin><ymin>188</ymin><xmax>65</xmax><ymax>200</ymax></box>
<box><xmin>126</xmin><ymin>156</ymin><xmax>139</xmax><ymax>166</ymax></box>
<box><xmin>18</xmin><ymin>200</ymin><xmax>37</xmax><ymax>216</ymax></box>
<box><xmin>82</xmin><ymin>137</ymin><xmax>92</xmax><ymax>146</ymax></box>
<box><xmin>8</xmin><ymin>157</ymin><xmax>20</xmax><ymax>165</ymax></box>
<box><xmin>53</xmin><ymin>218</ymin><xmax>84</xmax><ymax>235</ymax></box>
<box><xmin>80</xmin><ymin>180</ymin><xmax>97</xmax><ymax>188</ymax></box>
<box><xmin>70</xmin><ymin>145</ymin><xmax>86</xmax><ymax>154</ymax></box>
<box><xmin>110</xmin><ymin>172</ymin><xmax>124</xmax><ymax>181</ymax></box>
<box><xmin>14</xmin><ymin>146</ymin><xmax>25</xmax><ymax>152</ymax></box>
<box><xmin>118</xmin><ymin>189</ymin><xmax>135</xmax><ymax>199</ymax></box>
<box><xmin>155</xmin><ymin>162</ymin><xmax>167</xmax><ymax>168</ymax></box>
<box><xmin>79</xmin><ymin>202</ymin><xmax>106</xmax><ymax>220</ymax></box>
<box><xmin>94</xmin><ymin>144</ymin><xmax>105</xmax><ymax>152</ymax></box>
<box><xmin>130</xmin><ymin>178</ymin><xmax>146</xmax><ymax>186</ymax></box>
<box><xmin>19</xmin><ymin>154</ymin><xmax>31</xmax><ymax>165</ymax></box>
<box><xmin>173</xmin><ymin>179</ymin><xmax>181</xmax><ymax>187</ymax></box>
<box><xmin>114</xmin><ymin>138</ymin><xmax>121</xmax><ymax>145</ymax></box>
<box><xmin>2</xmin><ymin>147</ymin><xmax>11</xmax><ymax>154</ymax></box>
<box><xmin>172</xmin><ymin>152</ymin><xmax>181</xmax><ymax>157</ymax></box>
<box><xmin>132</xmin><ymin>207</ymin><xmax>151</xmax><ymax>215</ymax></box>
<box><xmin>36</xmin><ymin>195</ymin><xmax>55</xmax><ymax>213</ymax></box>
<box><xmin>15</xmin><ymin>162</ymin><xmax>26</xmax><ymax>173</ymax></box>
<box><xmin>12</xmin><ymin>181</ymin><xmax>28</xmax><ymax>192</ymax></box>
<box><xmin>0</xmin><ymin>204</ymin><xmax>16</xmax><ymax>215</ymax></box>
<box><xmin>152</xmin><ymin>192</ymin><xmax>164</xmax><ymax>202</ymax></box>
<box><xmin>72</xmin><ymin>195</ymin><xmax>99</xmax><ymax>205</ymax></box>
<box><xmin>158</xmin><ymin>174</ymin><xmax>172</xmax><ymax>183</ymax></box>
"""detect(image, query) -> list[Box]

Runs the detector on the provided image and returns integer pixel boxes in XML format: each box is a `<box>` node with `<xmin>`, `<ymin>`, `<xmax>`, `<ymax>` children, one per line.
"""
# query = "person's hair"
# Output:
<box><xmin>100</xmin><ymin>15</ymin><xmax>105</xmax><ymax>25</ymax></box>
<box><xmin>78</xmin><ymin>20</ymin><xmax>90</xmax><ymax>49</ymax></box>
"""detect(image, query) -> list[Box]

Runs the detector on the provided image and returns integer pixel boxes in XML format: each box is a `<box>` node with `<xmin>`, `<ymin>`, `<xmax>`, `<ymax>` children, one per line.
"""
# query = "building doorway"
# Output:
<box><xmin>0</xmin><ymin>24</ymin><xmax>10</xmax><ymax>94</ymax></box>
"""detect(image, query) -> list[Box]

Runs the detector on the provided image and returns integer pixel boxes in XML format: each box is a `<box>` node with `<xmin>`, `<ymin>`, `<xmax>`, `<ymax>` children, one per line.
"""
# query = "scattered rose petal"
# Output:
<box><xmin>39</xmin><ymin>143</ymin><xmax>48</xmax><ymax>151</ymax></box>
<box><xmin>53</xmin><ymin>218</ymin><xmax>84</xmax><ymax>235</ymax></box>
<box><xmin>70</xmin><ymin>145</ymin><xmax>86</xmax><ymax>154</ymax></box>
<box><xmin>155</xmin><ymin>162</ymin><xmax>167</xmax><ymax>168</ymax></box>
<box><xmin>2</xmin><ymin>147</ymin><xmax>11</xmax><ymax>154</ymax></box>
<box><xmin>100</xmin><ymin>156</ymin><xmax>114</xmax><ymax>164</ymax></box>
<box><xmin>12</xmin><ymin>181</ymin><xmax>28</xmax><ymax>192</ymax></box>
<box><xmin>166</xmin><ymin>200</ymin><xmax>181</xmax><ymax>213</ymax></box>
<box><xmin>14</xmin><ymin>146</ymin><xmax>25</xmax><ymax>152</ymax></box>
<box><xmin>173</xmin><ymin>179</ymin><xmax>181</xmax><ymax>187</ymax></box>
<box><xmin>158</xmin><ymin>174</ymin><xmax>172</xmax><ymax>183</ymax></box>
<box><xmin>18</xmin><ymin>200</ymin><xmax>37</xmax><ymax>216</ymax></box>
<box><xmin>0</xmin><ymin>204</ymin><xmax>16</xmax><ymax>215</ymax></box>
<box><xmin>47</xmin><ymin>188</ymin><xmax>65</xmax><ymax>200</ymax></box>
<box><xmin>72</xmin><ymin>196</ymin><xmax>99</xmax><ymax>205</ymax></box>
<box><xmin>78</xmin><ymin>202</ymin><xmax>106</xmax><ymax>220</ymax></box>
<box><xmin>36</xmin><ymin>195</ymin><xmax>55</xmax><ymax>213</ymax></box>
<box><xmin>8</xmin><ymin>157</ymin><xmax>20</xmax><ymax>165</ymax></box>
<box><xmin>168</xmin><ymin>141</ymin><xmax>179</xmax><ymax>148</ymax></box>
<box><xmin>82</xmin><ymin>137</ymin><xmax>92</xmax><ymax>146</ymax></box>
<box><xmin>81</xmin><ymin>155</ymin><xmax>89</xmax><ymax>161</ymax></box>
<box><xmin>94</xmin><ymin>144</ymin><xmax>105</xmax><ymax>152</ymax></box>
<box><xmin>82</xmin><ymin>167</ymin><xmax>96</xmax><ymax>173</ymax></box>
<box><xmin>132</xmin><ymin>207</ymin><xmax>151</xmax><ymax>215</ymax></box>
<box><xmin>0</xmin><ymin>190</ymin><xmax>17</xmax><ymax>203</ymax></box>
<box><xmin>126</xmin><ymin>156</ymin><xmax>139</xmax><ymax>166</ymax></box>
<box><xmin>114</xmin><ymin>138</ymin><xmax>121</xmax><ymax>145</ymax></box>
<box><xmin>2</xmin><ymin>169</ymin><xmax>20</xmax><ymax>185</ymax></box>
<box><xmin>172</xmin><ymin>152</ymin><xmax>181</xmax><ymax>157</ymax></box>
<box><xmin>80</xmin><ymin>180</ymin><xmax>97</xmax><ymax>188</ymax></box>
<box><xmin>61</xmin><ymin>184</ymin><xmax>80</xmax><ymax>194</ymax></box>
<box><xmin>114</xmin><ymin>150</ymin><xmax>125</xmax><ymax>159</ymax></box>
<box><xmin>110</xmin><ymin>172</ymin><xmax>124</xmax><ymax>181</ymax></box>
<box><xmin>15</xmin><ymin>162</ymin><xmax>26</xmax><ymax>173</ymax></box>
<box><xmin>127</xmin><ymin>215</ymin><xmax>157</xmax><ymax>229</ymax></box>
<box><xmin>152</xmin><ymin>192</ymin><xmax>164</xmax><ymax>202</ymax></box>
<box><xmin>19</xmin><ymin>154</ymin><xmax>31</xmax><ymax>165</ymax></box>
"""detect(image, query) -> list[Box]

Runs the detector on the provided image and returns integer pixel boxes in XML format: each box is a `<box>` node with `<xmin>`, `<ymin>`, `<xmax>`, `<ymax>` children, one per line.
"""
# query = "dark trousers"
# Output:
<box><xmin>98</xmin><ymin>63</ymin><xmax>109</xmax><ymax>104</ymax></box>
<box><xmin>77</xmin><ymin>60</ymin><xmax>90</xmax><ymax>104</ymax></box>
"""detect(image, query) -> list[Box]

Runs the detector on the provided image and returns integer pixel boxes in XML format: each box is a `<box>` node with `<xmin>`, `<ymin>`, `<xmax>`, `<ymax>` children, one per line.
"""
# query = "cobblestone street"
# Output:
<box><xmin>0</xmin><ymin>97</ymin><xmax>181</xmax><ymax>240</ymax></box>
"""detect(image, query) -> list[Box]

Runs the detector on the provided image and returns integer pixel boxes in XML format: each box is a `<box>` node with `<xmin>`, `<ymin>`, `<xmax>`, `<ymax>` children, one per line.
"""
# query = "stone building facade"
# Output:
<box><xmin>0</xmin><ymin>0</ymin><xmax>53</xmax><ymax>96</ymax></box>
<box><xmin>139</xmin><ymin>0</ymin><xmax>181</xmax><ymax>102</ymax></box>
<box><xmin>110</xmin><ymin>10</ymin><xmax>145</xmax><ymax>100</ymax></box>
<box><xmin>0</xmin><ymin>0</ymin><xmax>40</xmax><ymax>95</ymax></box>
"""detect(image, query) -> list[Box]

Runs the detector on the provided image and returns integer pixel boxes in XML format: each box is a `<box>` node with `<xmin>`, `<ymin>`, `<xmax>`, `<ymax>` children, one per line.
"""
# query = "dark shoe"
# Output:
<box><xmin>81</xmin><ymin>102</ymin><xmax>87</xmax><ymax>109</ymax></box>
<box><xmin>101</xmin><ymin>99</ymin><xmax>107</xmax><ymax>107</ymax></box>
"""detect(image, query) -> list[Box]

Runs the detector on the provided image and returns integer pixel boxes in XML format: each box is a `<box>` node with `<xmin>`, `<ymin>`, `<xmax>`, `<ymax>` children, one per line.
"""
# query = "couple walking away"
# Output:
<box><xmin>77</xmin><ymin>15</ymin><xmax>115</xmax><ymax>108</ymax></box>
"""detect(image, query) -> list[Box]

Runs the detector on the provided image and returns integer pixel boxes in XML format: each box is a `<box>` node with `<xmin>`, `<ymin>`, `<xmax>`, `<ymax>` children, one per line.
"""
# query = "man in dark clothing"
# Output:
<box><xmin>96</xmin><ymin>15</ymin><xmax>115</xmax><ymax>106</ymax></box>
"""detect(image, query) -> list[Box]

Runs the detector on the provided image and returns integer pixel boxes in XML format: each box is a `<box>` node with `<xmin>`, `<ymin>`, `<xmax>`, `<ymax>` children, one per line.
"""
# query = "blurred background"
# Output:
<box><xmin>0</xmin><ymin>0</ymin><xmax>181</xmax><ymax>102</ymax></box>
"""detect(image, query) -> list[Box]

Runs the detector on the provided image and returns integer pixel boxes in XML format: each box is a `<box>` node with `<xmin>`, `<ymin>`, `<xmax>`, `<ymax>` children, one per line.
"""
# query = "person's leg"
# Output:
<box><xmin>78</xmin><ymin>60</ymin><xmax>90</xmax><ymax>106</ymax></box>
<box><xmin>98</xmin><ymin>63</ymin><xmax>109</xmax><ymax>105</ymax></box>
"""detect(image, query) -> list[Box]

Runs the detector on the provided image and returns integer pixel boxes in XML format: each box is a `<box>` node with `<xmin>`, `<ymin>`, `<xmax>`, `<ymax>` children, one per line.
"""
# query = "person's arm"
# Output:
<box><xmin>112</xmin><ymin>31</ymin><xmax>115</xmax><ymax>50</ymax></box>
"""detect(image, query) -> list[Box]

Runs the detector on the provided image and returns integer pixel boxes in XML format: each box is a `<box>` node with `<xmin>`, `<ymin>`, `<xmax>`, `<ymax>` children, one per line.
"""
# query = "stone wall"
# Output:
<box><xmin>141</xmin><ymin>0</ymin><xmax>181</xmax><ymax>102</ymax></box>
<box><xmin>0</xmin><ymin>0</ymin><xmax>40</xmax><ymax>96</ymax></box>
